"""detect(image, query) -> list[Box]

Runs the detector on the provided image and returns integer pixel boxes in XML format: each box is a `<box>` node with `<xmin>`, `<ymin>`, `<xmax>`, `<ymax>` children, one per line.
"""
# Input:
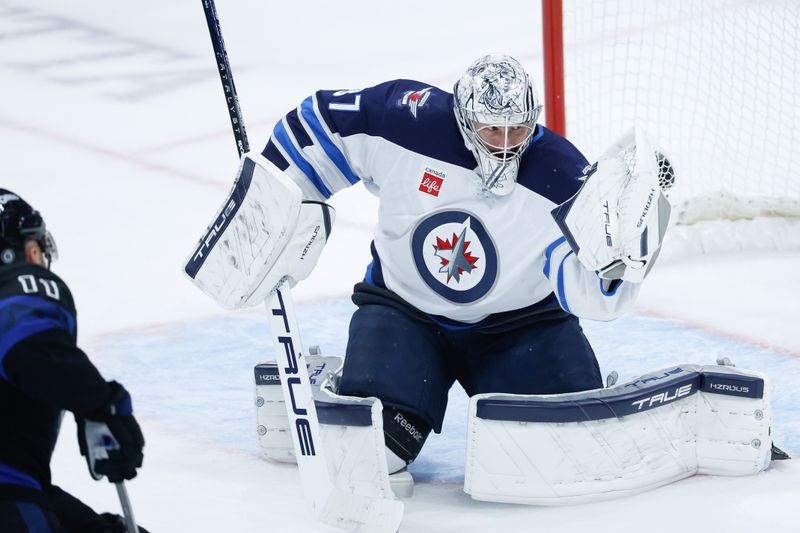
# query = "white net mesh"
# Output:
<box><xmin>560</xmin><ymin>0</ymin><xmax>800</xmax><ymax>224</ymax></box>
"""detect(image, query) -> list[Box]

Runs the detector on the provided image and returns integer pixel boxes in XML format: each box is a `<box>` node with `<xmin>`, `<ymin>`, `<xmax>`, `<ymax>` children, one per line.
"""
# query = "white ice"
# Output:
<box><xmin>2</xmin><ymin>0</ymin><xmax>799</xmax><ymax>531</ymax></box>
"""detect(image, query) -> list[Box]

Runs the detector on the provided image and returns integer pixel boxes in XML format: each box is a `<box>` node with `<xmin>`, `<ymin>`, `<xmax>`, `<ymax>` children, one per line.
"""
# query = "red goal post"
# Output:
<box><xmin>541</xmin><ymin>0</ymin><xmax>800</xmax><ymax>226</ymax></box>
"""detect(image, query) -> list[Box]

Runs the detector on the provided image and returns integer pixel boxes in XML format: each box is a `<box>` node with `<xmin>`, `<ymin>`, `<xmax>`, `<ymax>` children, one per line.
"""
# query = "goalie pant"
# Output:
<box><xmin>337</xmin><ymin>282</ymin><xmax>604</xmax><ymax>467</ymax></box>
<box><xmin>0</xmin><ymin>263</ymin><xmax>126</xmax><ymax>532</ymax></box>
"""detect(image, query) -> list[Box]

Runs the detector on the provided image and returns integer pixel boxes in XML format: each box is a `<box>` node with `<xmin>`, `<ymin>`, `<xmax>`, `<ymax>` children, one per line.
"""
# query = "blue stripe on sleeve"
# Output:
<box><xmin>364</xmin><ymin>261</ymin><xmax>374</xmax><ymax>285</ymax></box>
<box><xmin>556</xmin><ymin>250</ymin><xmax>573</xmax><ymax>314</ymax></box>
<box><xmin>599</xmin><ymin>277</ymin><xmax>623</xmax><ymax>296</ymax></box>
<box><xmin>0</xmin><ymin>462</ymin><xmax>42</xmax><ymax>491</ymax></box>
<box><xmin>543</xmin><ymin>236</ymin><xmax>567</xmax><ymax>279</ymax></box>
<box><xmin>15</xmin><ymin>502</ymin><xmax>51</xmax><ymax>532</ymax></box>
<box><xmin>272</xmin><ymin>120</ymin><xmax>333</xmax><ymax>198</ymax></box>
<box><xmin>286</xmin><ymin>108</ymin><xmax>314</xmax><ymax>149</ymax></box>
<box><xmin>300</xmin><ymin>97</ymin><xmax>360</xmax><ymax>185</ymax></box>
<box><xmin>0</xmin><ymin>295</ymin><xmax>76</xmax><ymax>381</ymax></box>
<box><xmin>261</xmin><ymin>139</ymin><xmax>290</xmax><ymax>171</ymax></box>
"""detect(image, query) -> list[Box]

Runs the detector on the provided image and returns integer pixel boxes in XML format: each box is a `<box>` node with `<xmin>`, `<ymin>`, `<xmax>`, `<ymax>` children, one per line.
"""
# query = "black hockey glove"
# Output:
<box><xmin>82</xmin><ymin>513</ymin><xmax>150</xmax><ymax>533</ymax></box>
<box><xmin>77</xmin><ymin>381</ymin><xmax>145</xmax><ymax>483</ymax></box>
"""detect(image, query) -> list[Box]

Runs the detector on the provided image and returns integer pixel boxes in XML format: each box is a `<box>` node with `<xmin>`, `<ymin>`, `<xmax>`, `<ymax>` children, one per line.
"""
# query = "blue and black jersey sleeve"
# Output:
<box><xmin>0</xmin><ymin>265</ymin><xmax>112</xmax><ymax>415</ymax></box>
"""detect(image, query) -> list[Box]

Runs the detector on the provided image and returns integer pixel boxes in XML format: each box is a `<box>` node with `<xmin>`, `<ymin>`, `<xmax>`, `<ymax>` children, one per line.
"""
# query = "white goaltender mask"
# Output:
<box><xmin>453</xmin><ymin>54</ymin><xmax>543</xmax><ymax>196</ymax></box>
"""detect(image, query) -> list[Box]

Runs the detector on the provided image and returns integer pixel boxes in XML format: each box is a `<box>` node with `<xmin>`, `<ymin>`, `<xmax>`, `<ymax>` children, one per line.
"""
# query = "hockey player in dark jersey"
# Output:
<box><xmin>253</xmin><ymin>55</ymin><xmax>674</xmax><ymax>478</ymax></box>
<box><xmin>0</xmin><ymin>190</ymin><xmax>147</xmax><ymax>532</ymax></box>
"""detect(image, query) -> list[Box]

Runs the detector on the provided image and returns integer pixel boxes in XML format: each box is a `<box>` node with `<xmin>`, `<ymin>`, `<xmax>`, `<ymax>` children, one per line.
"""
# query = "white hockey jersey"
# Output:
<box><xmin>262</xmin><ymin>80</ymin><xmax>639</xmax><ymax>324</ymax></box>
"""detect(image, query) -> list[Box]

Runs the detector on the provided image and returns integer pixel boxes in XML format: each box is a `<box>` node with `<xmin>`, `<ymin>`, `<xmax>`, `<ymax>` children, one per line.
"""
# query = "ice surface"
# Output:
<box><xmin>94</xmin><ymin>301</ymin><xmax>800</xmax><ymax>482</ymax></box>
<box><xmin>3</xmin><ymin>0</ymin><xmax>799</xmax><ymax>531</ymax></box>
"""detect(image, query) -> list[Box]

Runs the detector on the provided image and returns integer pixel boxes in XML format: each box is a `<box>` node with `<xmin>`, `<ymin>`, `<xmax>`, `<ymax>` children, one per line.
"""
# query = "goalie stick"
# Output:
<box><xmin>194</xmin><ymin>1</ymin><xmax>403</xmax><ymax>530</ymax></box>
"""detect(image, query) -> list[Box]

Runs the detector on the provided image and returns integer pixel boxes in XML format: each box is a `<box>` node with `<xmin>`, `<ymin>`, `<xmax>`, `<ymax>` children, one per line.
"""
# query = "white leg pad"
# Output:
<box><xmin>315</xmin><ymin>384</ymin><xmax>396</xmax><ymax>501</ymax></box>
<box><xmin>254</xmin><ymin>355</ymin><xmax>341</xmax><ymax>462</ymax></box>
<box><xmin>254</xmin><ymin>355</ymin><xmax>396</xmax><ymax>502</ymax></box>
<box><xmin>464</xmin><ymin>364</ymin><xmax>771</xmax><ymax>505</ymax></box>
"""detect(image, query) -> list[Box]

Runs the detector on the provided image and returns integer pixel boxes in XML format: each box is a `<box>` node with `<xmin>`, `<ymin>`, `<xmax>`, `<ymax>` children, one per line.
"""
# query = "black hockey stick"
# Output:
<box><xmin>199</xmin><ymin>0</ymin><xmax>327</xmax><ymax>510</ymax></box>
<box><xmin>201</xmin><ymin>0</ymin><xmax>249</xmax><ymax>156</ymax></box>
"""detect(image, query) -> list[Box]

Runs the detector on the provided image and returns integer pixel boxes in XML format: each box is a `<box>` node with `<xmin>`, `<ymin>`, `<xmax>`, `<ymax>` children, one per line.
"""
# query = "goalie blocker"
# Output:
<box><xmin>465</xmin><ymin>363</ymin><xmax>775</xmax><ymax>505</ymax></box>
<box><xmin>184</xmin><ymin>152</ymin><xmax>334</xmax><ymax>309</ymax></box>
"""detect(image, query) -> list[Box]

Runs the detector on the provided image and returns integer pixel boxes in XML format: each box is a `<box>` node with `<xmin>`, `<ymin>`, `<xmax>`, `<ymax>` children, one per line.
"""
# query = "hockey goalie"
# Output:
<box><xmin>187</xmin><ymin>54</ymin><xmax>785</xmax><ymax>522</ymax></box>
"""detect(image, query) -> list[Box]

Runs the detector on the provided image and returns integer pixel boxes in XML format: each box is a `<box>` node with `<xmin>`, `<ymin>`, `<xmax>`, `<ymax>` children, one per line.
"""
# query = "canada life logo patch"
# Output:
<box><xmin>419</xmin><ymin>167</ymin><xmax>444</xmax><ymax>197</ymax></box>
<box><xmin>412</xmin><ymin>210</ymin><xmax>497</xmax><ymax>304</ymax></box>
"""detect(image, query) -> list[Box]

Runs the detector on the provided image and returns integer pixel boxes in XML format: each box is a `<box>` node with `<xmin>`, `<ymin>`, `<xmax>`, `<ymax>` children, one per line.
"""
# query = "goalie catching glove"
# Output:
<box><xmin>184</xmin><ymin>152</ymin><xmax>335</xmax><ymax>309</ymax></box>
<box><xmin>552</xmin><ymin>127</ymin><xmax>675</xmax><ymax>283</ymax></box>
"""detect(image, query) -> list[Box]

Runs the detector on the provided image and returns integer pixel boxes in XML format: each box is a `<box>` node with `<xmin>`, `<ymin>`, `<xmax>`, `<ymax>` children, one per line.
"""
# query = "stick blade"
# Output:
<box><xmin>318</xmin><ymin>488</ymin><xmax>404</xmax><ymax>533</ymax></box>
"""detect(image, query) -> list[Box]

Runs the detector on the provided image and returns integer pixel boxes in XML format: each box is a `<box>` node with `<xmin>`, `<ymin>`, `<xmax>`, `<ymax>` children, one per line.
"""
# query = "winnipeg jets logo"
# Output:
<box><xmin>412</xmin><ymin>211</ymin><xmax>497</xmax><ymax>304</ymax></box>
<box><xmin>400</xmin><ymin>87</ymin><xmax>432</xmax><ymax>118</ymax></box>
<box><xmin>433</xmin><ymin>223</ymin><xmax>479</xmax><ymax>284</ymax></box>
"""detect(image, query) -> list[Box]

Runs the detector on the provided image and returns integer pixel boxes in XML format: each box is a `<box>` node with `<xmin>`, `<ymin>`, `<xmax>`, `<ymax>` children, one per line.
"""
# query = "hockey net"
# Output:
<box><xmin>543</xmin><ymin>0</ymin><xmax>800</xmax><ymax>254</ymax></box>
